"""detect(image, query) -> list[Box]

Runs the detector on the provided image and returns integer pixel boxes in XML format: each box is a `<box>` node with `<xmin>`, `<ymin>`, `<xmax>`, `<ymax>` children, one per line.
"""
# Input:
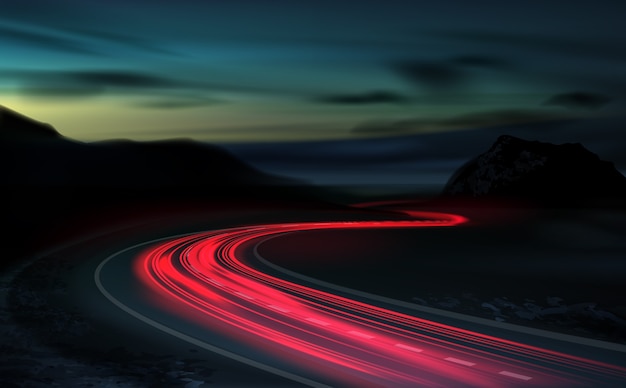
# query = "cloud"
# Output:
<box><xmin>0</xmin><ymin>18</ymin><xmax>178</xmax><ymax>58</ymax></box>
<box><xmin>392</xmin><ymin>61</ymin><xmax>466</xmax><ymax>91</ymax></box>
<box><xmin>0</xmin><ymin>68</ymin><xmax>302</xmax><ymax>101</ymax></box>
<box><xmin>543</xmin><ymin>92</ymin><xmax>612</xmax><ymax>110</ymax></box>
<box><xmin>134</xmin><ymin>97</ymin><xmax>224</xmax><ymax>109</ymax></box>
<box><xmin>64</xmin><ymin>27</ymin><xmax>177</xmax><ymax>56</ymax></box>
<box><xmin>69</xmin><ymin>71</ymin><xmax>178</xmax><ymax>88</ymax></box>
<box><xmin>442</xmin><ymin>109</ymin><xmax>563</xmax><ymax>128</ymax></box>
<box><xmin>351</xmin><ymin>120</ymin><xmax>421</xmax><ymax>136</ymax></box>
<box><xmin>391</xmin><ymin>53</ymin><xmax>514</xmax><ymax>93</ymax></box>
<box><xmin>12</xmin><ymin>86</ymin><xmax>105</xmax><ymax>98</ymax></box>
<box><xmin>432</xmin><ymin>30</ymin><xmax>626</xmax><ymax>63</ymax></box>
<box><xmin>448</xmin><ymin>55</ymin><xmax>511</xmax><ymax>69</ymax></box>
<box><xmin>314</xmin><ymin>90</ymin><xmax>410</xmax><ymax>105</ymax></box>
<box><xmin>0</xmin><ymin>23</ymin><xmax>99</xmax><ymax>55</ymax></box>
<box><xmin>0</xmin><ymin>69</ymin><xmax>198</xmax><ymax>99</ymax></box>
<box><xmin>351</xmin><ymin>109</ymin><xmax>566</xmax><ymax>136</ymax></box>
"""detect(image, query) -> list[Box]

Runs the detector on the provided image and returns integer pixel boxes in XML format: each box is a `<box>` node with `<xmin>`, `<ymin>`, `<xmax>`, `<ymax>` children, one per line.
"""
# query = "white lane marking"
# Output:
<box><xmin>348</xmin><ymin>330</ymin><xmax>375</xmax><ymax>339</ymax></box>
<box><xmin>394</xmin><ymin>343</ymin><xmax>423</xmax><ymax>353</ymax></box>
<box><xmin>444</xmin><ymin>357</ymin><xmax>476</xmax><ymax>367</ymax></box>
<box><xmin>235</xmin><ymin>292</ymin><xmax>254</xmax><ymax>300</ymax></box>
<box><xmin>306</xmin><ymin>317</ymin><xmax>330</xmax><ymax>326</ymax></box>
<box><xmin>96</xmin><ymin>242</ymin><xmax>332</xmax><ymax>388</ymax></box>
<box><xmin>499</xmin><ymin>371</ymin><xmax>533</xmax><ymax>381</ymax></box>
<box><xmin>268</xmin><ymin>305</ymin><xmax>290</xmax><ymax>313</ymax></box>
<box><xmin>253</xmin><ymin>225</ymin><xmax>624</xmax><ymax>381</ymax></box>
<box><xmin>255</xmin><ymin>231</ymin><xmax>626</xmax><ymax>354</ymax></box>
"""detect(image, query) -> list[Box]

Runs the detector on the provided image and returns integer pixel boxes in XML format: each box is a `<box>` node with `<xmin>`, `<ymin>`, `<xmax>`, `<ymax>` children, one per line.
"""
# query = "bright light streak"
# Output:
<box><xmin>133</xmin><ymin>208</ymin><xmax>626</xmax><ymax>386</ymax></box>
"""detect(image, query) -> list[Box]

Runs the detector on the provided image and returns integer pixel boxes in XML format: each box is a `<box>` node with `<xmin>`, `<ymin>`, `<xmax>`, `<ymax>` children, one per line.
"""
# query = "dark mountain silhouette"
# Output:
<box><xmin>441</xmin><ymin>135</ymin><xmax>626</xmax><ymax>206</ymax></box>
<box><xmin>0</xmin><ymin>106</ymin><xmax>308</xmax><ymax>268</ymax></box>
<box><xmin>0</xmin><ymin>106</ymin><xmax>62</xmax><ymax>142</ymax></box>
<box><xmin>0</xmin><ymin>105</ymin><xmax>293</xmax><ymax>188</ymax></box>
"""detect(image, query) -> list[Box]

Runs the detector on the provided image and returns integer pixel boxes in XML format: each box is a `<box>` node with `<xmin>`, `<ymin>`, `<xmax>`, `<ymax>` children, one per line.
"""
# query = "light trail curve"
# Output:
<box><xmin>97</xmin><ymin>207</ymin><xmax>626</xmax><ymax>387</ymax></box>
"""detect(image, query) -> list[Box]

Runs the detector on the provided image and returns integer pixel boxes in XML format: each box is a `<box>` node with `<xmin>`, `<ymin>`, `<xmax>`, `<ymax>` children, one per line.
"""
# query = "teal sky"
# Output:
<box><xmin>1</xmin><ymin>0</ymin><xmax>625</xmax><ymax>142</ymax></box>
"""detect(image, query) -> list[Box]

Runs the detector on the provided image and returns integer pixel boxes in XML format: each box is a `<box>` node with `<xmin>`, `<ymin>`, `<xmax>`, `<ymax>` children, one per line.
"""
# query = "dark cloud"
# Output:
<box><xmin>135</xmin><ymin>98</ymin><xmax>223</xmax><ymax>109</ymax></box>
<box><xmin>443</xmin><ymin>109</ymin><xmax>562</xmax><ymax>128</ymax></box>
<box><xmin>0</xmin><ymin>19</ymin><xmax>177</xmax><ymax>57</ymax></box>
<box><xmin>543</xmin><ymin>92</ymin><xmax>612</xmax><ymax>110</ymax></box>
<box><xmin>433</xmin><ymin>30</ymin><xmax>626</xmax><ymax>63</ymax></box>
<box><xmin>392</xmin><ymin>61</ymin><xmax>467</xmax><ymax>91</ymax></box>
<box><xmin>66</xmin><ymin>28</ymin><xmax>177</xmax><ymax>55</ymax></box>
<box><xmin>0</xmin><ymin>69</ymin><xmax>195</xmax><ymax>98</ymax></box>
<box><xmin>14</xmin><ymin>86</ymin><xmax>105</xmax><ymax>98</ymax></box>
<box><xmin>314</xmin><ymin>91</ymin><xmax>410</xmax><ymax>105</ymax></box>
<box><xmin>0</xmin><ymin>68</ymin><xmax>304</xmax><ymax>100</ymax></box>
<box><xmin>351</xmin><ymin>109</ymin><xmax>564</xmax><ymax>136</ymax></box>
<box><xmin>69</xmin><ymin>71</ymin><xmax>177</xmax><ymax>88</ymax></box>
<box><xmin>351</xmin><ymin>120</ymin><xmax>418</xmax><ymax>136</ymax></box>
<box><xmin>0</xmin><ymin>24</ymin><xmax>99</xmax><ymax>55</ymax></box>
<box><xmin>448</xmin><ymin>55</ymin><xmax>511</xmax><ymax>69</ymax></box>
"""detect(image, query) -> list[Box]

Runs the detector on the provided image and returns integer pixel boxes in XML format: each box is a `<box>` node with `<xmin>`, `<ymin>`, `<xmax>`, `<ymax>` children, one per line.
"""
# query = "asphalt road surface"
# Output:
<box><xmin>95</xmin><ymin>206</ymin><xmax>626</xmax><ymax>387</ymax></box>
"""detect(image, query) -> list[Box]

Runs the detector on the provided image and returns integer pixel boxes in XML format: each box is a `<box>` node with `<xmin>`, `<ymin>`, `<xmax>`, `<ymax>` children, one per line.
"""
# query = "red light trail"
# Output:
<box><xmin>130</xmin><ymin>208</ymin><xmax>626</xmax><ymax>387</ymax></box>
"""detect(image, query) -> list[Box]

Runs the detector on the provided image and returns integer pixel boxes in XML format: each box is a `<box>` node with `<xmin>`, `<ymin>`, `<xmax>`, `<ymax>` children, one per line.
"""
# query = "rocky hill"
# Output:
<box><xmin>442</xmin><ymin>135</ymin><xmax>626</xmax><ymax>206</ymax></box>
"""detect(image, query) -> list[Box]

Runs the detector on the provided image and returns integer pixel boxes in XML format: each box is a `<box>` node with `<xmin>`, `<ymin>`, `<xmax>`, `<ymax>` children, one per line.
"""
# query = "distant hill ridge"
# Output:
<box><xmin>0</xmin><ymin>105</ymin><xmax>295</xmax><ymax>187</ymax></box>
<box><xmin>0</xmin><ymin>106</ymin><xmax>62</xmax><ymax>141</ymax></box>
<box><xmin>0</xmin><ymin>106</ymin><xmax>315</xmax><ymax>270</ymax></box>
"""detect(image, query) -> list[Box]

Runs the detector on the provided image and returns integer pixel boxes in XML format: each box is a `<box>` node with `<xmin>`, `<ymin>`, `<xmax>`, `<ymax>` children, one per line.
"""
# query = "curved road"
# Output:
<box><xmin>96</xmin><ymin>207</ymin><xmax>626</xmax><ymax>387</ymax></box>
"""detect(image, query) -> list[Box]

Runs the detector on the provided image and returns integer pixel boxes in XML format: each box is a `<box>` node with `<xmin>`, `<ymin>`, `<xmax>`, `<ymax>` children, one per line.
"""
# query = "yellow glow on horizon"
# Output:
<box><xmin>1</xmin><ymin>93</ymin><xmax>596</xmax><ymax>143</ymax></box>
<box><xmin>1</xmin><ymin>95</ymin><xmax>375</xmax><ymax>142</ymax></box>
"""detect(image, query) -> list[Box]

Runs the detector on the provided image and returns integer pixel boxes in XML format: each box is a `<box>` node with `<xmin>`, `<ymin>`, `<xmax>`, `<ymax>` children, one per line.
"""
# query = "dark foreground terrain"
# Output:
<box><xmin>1</xmin><ymin>201</ymin><xmax>369</xmax><ymax>387</ymax></box>
<box><xmin>2</xmin><ymin>107</ymin><xmax>626</xmax><ymax>386</ymax></box>
<box><xmin>3</xmin><ymin>200</ymin><xmax>626</xmax><ymax>387</ymax></box>
<box><xmin>259</xmin><ymin>204</ymin><xmax>626</xmax><ymax>345</ymax></box>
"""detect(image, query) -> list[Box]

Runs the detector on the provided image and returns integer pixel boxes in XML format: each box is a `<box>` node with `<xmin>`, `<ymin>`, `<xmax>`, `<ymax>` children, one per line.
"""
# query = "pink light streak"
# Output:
<box><xmin>133</xmin><ymin>208</ymin><xmax>626</xmax><ymax>386</ymax></box>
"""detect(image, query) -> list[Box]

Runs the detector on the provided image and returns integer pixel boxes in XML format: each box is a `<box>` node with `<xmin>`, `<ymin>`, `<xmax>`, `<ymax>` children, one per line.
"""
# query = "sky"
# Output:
<box><xmin>2</xmin><ymin>0</ymin><xmax>626</xmax><ymax>144</ymax></box>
